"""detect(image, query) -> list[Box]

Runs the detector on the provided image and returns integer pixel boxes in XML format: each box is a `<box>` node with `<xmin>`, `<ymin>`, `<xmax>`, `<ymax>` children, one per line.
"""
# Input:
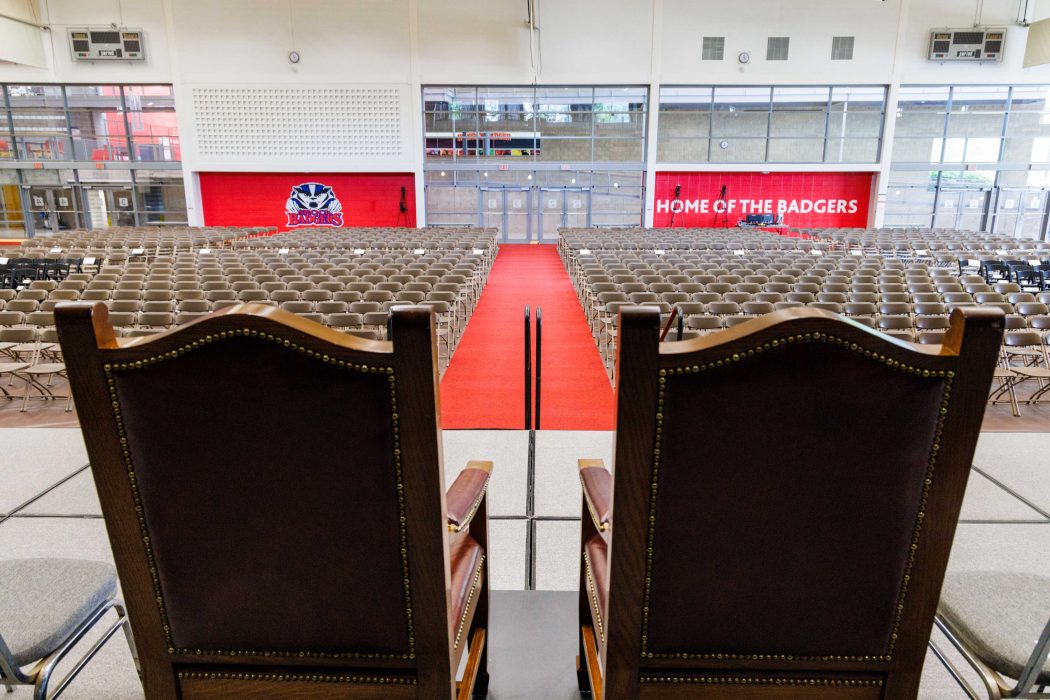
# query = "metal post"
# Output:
<box><xmin>535</xmin><ymin>307</ymin><xmax>542</xmax><ymax>430</ymax></box>
<box><xmin>524</xmin><ymin>305</ymin><xmax>531</xmax><ymax>430</ymax></box>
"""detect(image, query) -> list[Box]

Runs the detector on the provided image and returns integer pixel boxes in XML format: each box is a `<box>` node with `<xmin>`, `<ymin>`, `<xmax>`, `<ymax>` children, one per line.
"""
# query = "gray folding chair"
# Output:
<box><xmin>932</xmin><ymin>571</ymin><xmax>1050</xmax><ymax>700</ymax></box>
<box><xmin>0</xmin><ymin>558</ymin><xmax>135</xmax><ymax>699</ymax></box>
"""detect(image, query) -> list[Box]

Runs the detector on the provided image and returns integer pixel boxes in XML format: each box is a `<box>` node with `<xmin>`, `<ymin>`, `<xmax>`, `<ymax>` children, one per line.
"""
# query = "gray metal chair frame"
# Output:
<box><xmin>0</xmin><ymin>597</ymin><xmax>133</xmax><ymax>699</ymax></box>
<box><xmin>931</xmin><ymin>614</ymin><xmax>1050</xmax><ymax>700</ymax></box>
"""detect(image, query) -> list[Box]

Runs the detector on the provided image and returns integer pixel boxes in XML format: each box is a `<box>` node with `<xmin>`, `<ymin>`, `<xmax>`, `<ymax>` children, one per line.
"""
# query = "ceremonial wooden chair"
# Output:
<box><xmin>57</xmin><ymin>303</ymin><xmax>491</xmax><ymax>700</ymax></box>
<box><xmin>577</xmin><ymin>306</ymin><xmax>1003</xmax><ymax>699</ymax></box>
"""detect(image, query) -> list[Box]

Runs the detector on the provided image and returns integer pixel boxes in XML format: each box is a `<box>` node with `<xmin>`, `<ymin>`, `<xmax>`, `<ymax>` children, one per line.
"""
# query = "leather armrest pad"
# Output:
<box><xmin>447</xmin><ymin>461</ymin><xmax>493</xmax><ymax>532</ymax></box>
<box><xmin>579</xmin><ymin>459</ymin><xmax>611</xmax><ymax>532</ymax></box>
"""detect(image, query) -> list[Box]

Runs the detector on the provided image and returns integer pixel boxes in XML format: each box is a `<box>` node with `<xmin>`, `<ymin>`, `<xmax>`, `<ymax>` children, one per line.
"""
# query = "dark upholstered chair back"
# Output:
<box><xmin>58</xmin><ymin>303</ymin><xmax>457</xmax><ymax>699</ymax></box>
<box><xmin>107</xmin><ymin>327</ymin><xmax>408</xmax><ymax>656</ymax></box>
<box><xmin>599</xmin><ymin>306</ymin><xmax>1003</xmax><ymax>698</ymax></box>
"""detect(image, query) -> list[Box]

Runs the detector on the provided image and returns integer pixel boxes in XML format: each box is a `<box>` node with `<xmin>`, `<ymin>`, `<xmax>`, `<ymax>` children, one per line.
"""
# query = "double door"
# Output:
<box><xmin>480</xmin><ymin>187</ymin><xmax>591</xmax><ymax>242</ymax></box>
<box><xmin>84</xmin><ymin>187</ymin><xmax>136</xmax><ymax>228</ymax></box>
<box><xmin>25</xmin><ymin>186</ymin><xmax>81</xmax><ymax>235</ymax></box>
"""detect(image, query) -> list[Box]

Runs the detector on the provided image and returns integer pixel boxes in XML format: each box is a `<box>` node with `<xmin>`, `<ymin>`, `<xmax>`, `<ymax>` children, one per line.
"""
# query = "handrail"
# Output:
<box><xmin>535</xmin><ymin>307</ymin><xmax>542</xmax><ymax>430</ymax></box>
<box><xmin>659</xmin><ymin>307</ymin><xmax>680</xmax><ymax>342</ymax></box>
<box><xmin>524</xmin><ymin>305</ymin><xmax>531</xmax><ymax>430</ymax></box>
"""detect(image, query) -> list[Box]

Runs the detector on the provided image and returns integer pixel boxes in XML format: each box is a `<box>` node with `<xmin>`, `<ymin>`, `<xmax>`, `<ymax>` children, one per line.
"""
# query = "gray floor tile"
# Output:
<box><xmin>948</xmin><ymin>523</ymin><xmax>1050</xmax><ymax>577</ymax></box>
<box><xmin>487</xmin><ymin>591</ymin><xmax>583</xmax><ymax>700</ymax></box>
<box><xmin>0</xmin><ymin>516</ymin><xmax>115</xmax><ymax>563</ymax></box>
<box><xmin>973</xmin><ymin>433</ymin><xmax>1050</xmax><ymax>514</ymax></box>
<box><xmin>534</xmin><ymin>520</ymin><xmax>581</xmax><ymax>592</ymax></box>
<box><xmin>534</xmin><ymin>431</ymin><xmax>612</xmax><ymax>518</ymax></box>
<box><xmin>489</xmin><ymin>518</ymin><xmax>528</xmax><ymax>591</ymax></box>
<box><xmin>19</xmin><ymin>468</ymin><xmax>101</xmax><ymax>516</ymax></box>
<box><xmin>0</xmin><ymin>429</ymin><xmax>88</xmax><ymax>514</ymax></box>
<box><xmin>959</xmin><ymin>470</ymin><xmax>1047</xmax><ymax>522</ymax></box>
<box><xmin>444</xmin><ymin>430</ymin><xmax>528</xmax><ymax>517</ymax></box>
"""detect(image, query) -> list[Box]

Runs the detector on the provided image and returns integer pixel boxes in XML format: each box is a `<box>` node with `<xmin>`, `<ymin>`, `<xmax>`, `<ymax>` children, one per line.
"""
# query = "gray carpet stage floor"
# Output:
<box><xmin>2</xmin><ymin>429</ymin><xmax>1048</xmax><ymax>698</ymax></box>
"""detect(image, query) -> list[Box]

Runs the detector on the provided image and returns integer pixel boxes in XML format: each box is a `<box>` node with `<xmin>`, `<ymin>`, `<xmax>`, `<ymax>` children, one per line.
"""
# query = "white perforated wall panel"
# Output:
<box><xmin>188</xmin><ymin>86</ymin><xmax>408</xmax><ymax>165</ymax></box>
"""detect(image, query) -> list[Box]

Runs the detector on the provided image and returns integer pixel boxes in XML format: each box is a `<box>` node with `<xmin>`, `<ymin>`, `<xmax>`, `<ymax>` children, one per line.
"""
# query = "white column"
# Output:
<box><xmin>643</xmin><ymin>0</ymin><xmax>663</xmax><ymax>228</ymax></box>
<box><xmin>408</xmin><ymin>0</ymin><xmax>426</xmax><ymax>227</ymax></box>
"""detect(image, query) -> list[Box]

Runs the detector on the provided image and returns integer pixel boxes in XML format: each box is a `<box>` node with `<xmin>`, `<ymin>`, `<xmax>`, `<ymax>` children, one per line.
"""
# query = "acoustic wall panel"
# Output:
<box><xmin>190</xmin><ymin>86</ymin><xmax>406</xmax><ymax>163</ymax></box>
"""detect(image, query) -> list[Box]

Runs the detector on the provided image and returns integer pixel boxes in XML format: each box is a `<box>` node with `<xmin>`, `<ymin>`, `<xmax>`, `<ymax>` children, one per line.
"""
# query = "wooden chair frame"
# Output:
<box><xmin>577</xmin><ymin>306</ymin><xmax>1003</xmax><ymax>699</ymax></box>
<box><xmin>57</xmin><ymin>302</ymin><xmax>490</xmax><ymax>700</ymax></box>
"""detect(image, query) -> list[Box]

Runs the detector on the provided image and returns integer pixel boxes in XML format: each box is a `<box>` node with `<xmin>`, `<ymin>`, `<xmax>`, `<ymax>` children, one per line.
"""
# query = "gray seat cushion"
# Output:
<box><xmin>0</xmin><ymin>558</ymin><xmax>117</xmax><ymax>667</ymax></box>
<box><xmin>938</xmin><ymin>571</ymin><xmax>1050</xmax><ymax>685</ymax></box>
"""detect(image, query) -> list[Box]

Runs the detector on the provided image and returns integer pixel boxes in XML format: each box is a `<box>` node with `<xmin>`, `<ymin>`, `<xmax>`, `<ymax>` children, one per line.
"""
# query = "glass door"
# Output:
<box><xmin>86</xmin><ymin>187</ymin><xmax>136</xmax><ymax>227</ymax></box>
<box><xmin>538</xmin><ymin>187</ymin><xmax>591</xmax><ymax>242</ymax></box>
<box><xmin>26</xmin><ymin>186</ymin><xmax>80</xmax><ymax>235</ymax></box>
<box><xmin>479</xmin><ymin>186</ymin><xmax>532</xmax><ymax>242</ymax></box>
<box><xmin>0</xmin><ymin>178</ymin><xmax>26</xmax><ymax>238</ymax></box>
<box><xmin>505</xmin><ymin>188</ymin><xmax>531</xmax><ymax>242</ymax></box>
<box><xmin>993</xmin><ymin>188</ymin><xmax>1049</xmax><ymax>239</ymax></box>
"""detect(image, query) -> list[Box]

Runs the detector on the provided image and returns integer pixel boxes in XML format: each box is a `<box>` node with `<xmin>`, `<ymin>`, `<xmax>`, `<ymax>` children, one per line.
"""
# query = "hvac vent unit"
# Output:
<box><xmin>68</xmin><ymin>28</ymin><xmax>145</xmax><ymax>61</ymax></box>
<box><xmin>831</xmin><ymin>36</ymin><xmax>855</xmax><ymax>60</ymax></box>
<box><xmin>927</xmin><ymin>28</ymin><xmax>1005</xmax><ymax>61</ymax></box>
<box><xmin>702</xmin><ymin>37</ymin><xmax>725</xmax><ymax>60</ymax></box>
<box><xmin>767</xmin><ymin>37</ymin><xmax>790</xmax><ymax>61</ymax></box>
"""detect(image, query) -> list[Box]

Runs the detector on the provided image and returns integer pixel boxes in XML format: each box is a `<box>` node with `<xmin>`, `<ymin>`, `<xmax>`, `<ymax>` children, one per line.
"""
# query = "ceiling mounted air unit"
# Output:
<box><xmin>928</xmin><ymin>28</ymin><xmax>1005</xmax><ymax>61</ymax></box>
<box><xmin>68</xmin><ymin>28</ymin><xmax>145</xmax><ymax>61</ymax></box>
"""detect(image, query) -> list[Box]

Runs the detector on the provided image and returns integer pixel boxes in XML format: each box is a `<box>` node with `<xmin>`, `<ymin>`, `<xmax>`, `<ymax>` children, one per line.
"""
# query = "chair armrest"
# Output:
<box><xmin>447</xmin><ymin>461</ymin><xmax>493</xmax><ymax>533</ymax></box>
<box><xmin>578</xmin><ymin>459</ymin><xmax>611</xmax><ymax>532</ymax></box>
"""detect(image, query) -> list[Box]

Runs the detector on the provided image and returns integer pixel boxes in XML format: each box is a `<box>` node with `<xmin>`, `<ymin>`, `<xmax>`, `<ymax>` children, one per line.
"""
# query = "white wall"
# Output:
<box><xmin>3</xmin><ymin>0</ymin><xmax>1050</xmax><ymax>227</ymax></box>
<box><xmin>660</xmin><ymin>0</ymin><xmax>903</xmax><ymax>85</ymax></box>
<box><xmin>0</xmin><ymin>0</ymin><xmax>172</xmax><ymax>83</ymax></box>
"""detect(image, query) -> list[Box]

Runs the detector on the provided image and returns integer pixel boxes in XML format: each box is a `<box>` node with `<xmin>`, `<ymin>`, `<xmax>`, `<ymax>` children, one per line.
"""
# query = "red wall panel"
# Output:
<box><xmin>199</xmin><ymin>172</ymin><xmax>415</xmax><ymax>230</ymax></box>
<box><xmin>653</xmin><ymin>172</ymin><xmax>873</xmax><ymax>229</ymax></box>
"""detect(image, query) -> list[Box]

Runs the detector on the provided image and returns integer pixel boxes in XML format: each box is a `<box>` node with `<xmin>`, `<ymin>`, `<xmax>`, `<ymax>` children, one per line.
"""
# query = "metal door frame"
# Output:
<box><xmin>26</xmin><ymin>186</ymin><xmax>81</xmax><ymax>235</ymax></box>
<box><xmin>479</xmin><ymin>186</ymin><xmax>532</xmax><ymax>242</ymax></box>
<box><xmin>993</xmin><ymin>187</ymin><xmax>1048</xmax><ymax>239</ymax></box>
<box><xmin>538</xmin><ymin>186</ymin><xmax>592</xmax><ymax>243</ymax></box>
<box><xmin>84</xmin><ymin>186</ymin><xmax>138</xmax><ymax>228</ymax></box>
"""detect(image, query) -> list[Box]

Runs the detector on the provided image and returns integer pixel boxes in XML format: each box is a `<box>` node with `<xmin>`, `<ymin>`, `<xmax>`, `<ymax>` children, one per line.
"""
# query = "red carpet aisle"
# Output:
<box><xmin>441</xmin><ymin>245</ymin><xmax>615</xmax><ymax>430</ymax></box>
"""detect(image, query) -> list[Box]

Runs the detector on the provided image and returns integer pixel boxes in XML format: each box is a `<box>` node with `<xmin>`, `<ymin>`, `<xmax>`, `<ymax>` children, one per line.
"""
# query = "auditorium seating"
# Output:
<box><xmin>0</xmin><ymin>227</ymin><xmax>497</xmax><ymax>410</ymax></box>
<box><xmin>56</xmin><ymin>303</ymin><xmax>493</xmax><ymax>699</ymax></box>
<box><xmin>576</xmin><ymin>305</ymin><xmax>1003</xmax><ymax>699</ymax></box>
<box><xmin>561</xmin><ymin>227</ymin><xmax>1050</xmax><ymax>415</ymax></box>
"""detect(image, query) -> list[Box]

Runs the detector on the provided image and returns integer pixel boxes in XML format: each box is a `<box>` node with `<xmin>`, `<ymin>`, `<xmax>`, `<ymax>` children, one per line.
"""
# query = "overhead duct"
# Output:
<box><xmin>0</xmin><ymin>0</ymin><xmax>47</xmax><ymax>67</ymax></box>
<box><xmin>1024</xmin><ymin>16</ymin><xmax>1050</xmax><ymax>66</ymax></box>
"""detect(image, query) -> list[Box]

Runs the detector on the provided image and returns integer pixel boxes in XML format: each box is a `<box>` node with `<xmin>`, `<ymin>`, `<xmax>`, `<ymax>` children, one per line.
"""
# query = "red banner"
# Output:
<box><xmin>199</xmin><ymin>172</ymin><xmax>415</xmax><ymax>230</ymax></box>
<box><xmin>653</xmin><ymin>172</ymin><xmax>873</xmax><ymax>229</ymax></box>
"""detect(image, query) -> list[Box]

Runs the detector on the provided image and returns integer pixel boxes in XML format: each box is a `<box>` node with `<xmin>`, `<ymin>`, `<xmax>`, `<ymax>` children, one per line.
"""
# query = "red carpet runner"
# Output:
<box><xmin>440</xmin><ymin>245</ymin><xmax>615</xmax><ymax>430</ymax></box>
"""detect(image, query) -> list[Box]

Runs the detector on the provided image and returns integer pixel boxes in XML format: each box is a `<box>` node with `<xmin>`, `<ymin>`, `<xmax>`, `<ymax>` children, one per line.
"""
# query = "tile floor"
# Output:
<box><xmin>1</xmin><ymin>428</ymin><xmax>1047</xmax><ymax>698</ymax></box>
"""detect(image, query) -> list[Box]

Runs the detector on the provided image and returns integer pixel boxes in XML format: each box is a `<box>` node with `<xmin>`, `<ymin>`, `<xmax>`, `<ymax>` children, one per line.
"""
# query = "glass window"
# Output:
<box><xmin>829</xmin><ymin>86</ymin><xmax>885</xmax><ymax>138</ymax></box>
<box><xmin>6</xmin><ymin>85</ymin><xmax>70</xmax><ymax>160</ymax></box>
<box><xmin>768</xmin><ymin>138</ymin><xmax>825</xmax><ymax>162</ymax></box>
<box><xmin>825</xmin><ymin>138</ymin><xmax>881</xmax><ymax>163</ymax></box>
<box><xmin>712</xmin><ymin>87</ymin><xmax>770</xmax><ymax>138</ymax></box>
<box><xmin>895</xmin><ymin>86</ymin><xmax>949</xmax><ymax>138</ymax></box>
<box><xmin>66</xmin><ymin>86</ymin><xmax>130</xmax><ymax>161</ymax></box>
<box><xmin>123</xmin><ymin>85</ymin><xmax>179</xmax><ymax>162</ymax></box>
<box><xmin>134</xmin><ymin>169</ymin><xmax>187</xmax><ymax>224</ymax></box>
<box><xmin>0</xmin><ymin>112</ymin><xmax>12</xmax><ymax>159</ymax></box>
<box><xmin>658</xmin><ymin>85</ymin><xmax>883</xmax><ymax>164</ymax></box>
<box><xmin>770</xmin><ymin>87</ymin><xmax>828</xmax><ymax>138</ymax></box>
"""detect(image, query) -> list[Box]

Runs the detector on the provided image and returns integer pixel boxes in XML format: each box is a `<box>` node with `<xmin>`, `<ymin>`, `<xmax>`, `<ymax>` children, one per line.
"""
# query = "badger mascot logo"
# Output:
<box><xmin>285</xmin><ymin>182</ymin><xmax>344</xmax><ymax>227</ymax></box>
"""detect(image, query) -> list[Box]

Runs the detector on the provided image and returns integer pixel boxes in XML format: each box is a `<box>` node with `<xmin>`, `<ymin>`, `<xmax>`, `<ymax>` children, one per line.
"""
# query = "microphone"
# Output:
<box><xmin>719</xmin><ymin>185</ymin><xmax>727</xmax><ymax>198</ymax></box>
<box><xmin>399</xmin><ymin>186</ymin><xmax>407</xmax><ymax>213</ymax></box>
<box><xmin>674</xmin><ymin>184</ymin><xmax>681</xmax><ymax>200</ymax></box>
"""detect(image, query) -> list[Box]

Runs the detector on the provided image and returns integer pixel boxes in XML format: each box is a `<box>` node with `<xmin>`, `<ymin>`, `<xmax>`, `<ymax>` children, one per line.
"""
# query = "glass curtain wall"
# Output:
<box><xmin>423</xmin><ymin>86</ymin><xmax>647</xmax><ymax>238</ymax></box>
<box><xmin>657</xmin><ymin>85</ymin><xmax>885</xmax><ymax>164</ymax></box>
<box><xmin>0</xmin><ymin>83</ymin><xmax>185</xmax><ymax>236</ymax></box>
<box><xmin>887</xmin><ymin>84</ymin><xmax>1050</xmax><ymax>238</ymax></box>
